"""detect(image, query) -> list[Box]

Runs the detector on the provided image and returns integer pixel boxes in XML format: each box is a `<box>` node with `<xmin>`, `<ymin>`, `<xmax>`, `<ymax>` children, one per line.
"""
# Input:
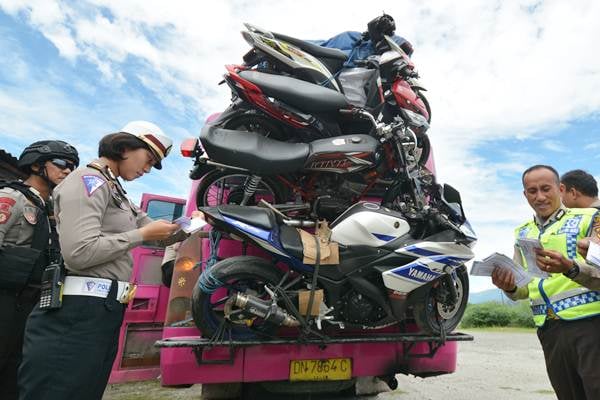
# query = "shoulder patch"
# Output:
<box><xmin>0</xmin><ymin>197</ymin><xmax>16</xmax><ymax>224</ymax></box>
<box><xmin>82</xmin><ymin>175</ymin><xmax>107</xmax><ymax>197</ymax></box>
<box><xmin>23</xmin><ymin>205</ymin><xmax>38</xmax><ymax>225</ymax></box>
<box><xmin>592</xmin><ymin>213</ymin><xmax>600</xmax><ymax>239</ymax></box>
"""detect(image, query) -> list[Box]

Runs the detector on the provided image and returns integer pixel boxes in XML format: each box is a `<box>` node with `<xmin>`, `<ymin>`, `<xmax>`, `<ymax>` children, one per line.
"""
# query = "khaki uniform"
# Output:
<box><xmin>0</xmin><ymin>185</ymin><xmax>47</xmax><ymax>400</ymax></box>
<box><xmin>0</xmin><ymin>186</ymin><xmax>44</xmax><ymax>247</ymax></box>
<box><xmin>19</xmin><ymin>160</ymin><xmax>157</xmax><ymax>400</ymax></box>
<box><xmin>53</xmin><ymin>160</ymin><xmax>152</xmax><ymax>281</ymax></box>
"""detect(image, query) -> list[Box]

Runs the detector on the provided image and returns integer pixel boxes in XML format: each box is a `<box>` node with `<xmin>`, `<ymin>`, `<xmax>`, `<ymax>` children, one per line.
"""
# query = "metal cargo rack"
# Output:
<box><xmin>156</xmin><ymin>331</ymin><xmax>474</xmax><ymax>366</ymax></box>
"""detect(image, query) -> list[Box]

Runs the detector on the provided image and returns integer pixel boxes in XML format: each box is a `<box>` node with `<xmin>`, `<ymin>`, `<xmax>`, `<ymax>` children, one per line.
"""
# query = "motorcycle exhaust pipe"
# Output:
<box><xmin>232</xmin><ymin>293</ymin><xmax>300</xmax><ymax>327</ymax></box>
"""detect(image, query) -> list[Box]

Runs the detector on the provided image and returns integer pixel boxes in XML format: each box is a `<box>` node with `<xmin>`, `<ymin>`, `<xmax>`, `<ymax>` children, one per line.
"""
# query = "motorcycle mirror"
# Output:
<box><xmin>442</xmin><ymin>184</ymin><xmax>466</xmax><ymax>223</ymax></box>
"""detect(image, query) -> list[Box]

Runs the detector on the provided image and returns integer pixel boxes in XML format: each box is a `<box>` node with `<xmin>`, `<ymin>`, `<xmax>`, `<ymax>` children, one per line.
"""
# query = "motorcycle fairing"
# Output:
<box><xmin>238</xmin><ymin>70</ymin><xmax>348</xmax><ymax>113</ymax></box>
<box><xmin>242</xmin><ymin>30</ymin><xmax>341</xmax><ymax>92</ymax></box>
<box><xmin>381</xmin><ymin>241</ymin><xmax>474</xmax><ymax>293</ymax></box>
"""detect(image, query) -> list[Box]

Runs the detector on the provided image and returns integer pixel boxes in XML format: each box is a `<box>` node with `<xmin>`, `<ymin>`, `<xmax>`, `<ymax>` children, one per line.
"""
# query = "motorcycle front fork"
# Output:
<box><xmin>435</xmin><ymin>272</ymin><xmax>459</xmax><ymax>306</ymax></box>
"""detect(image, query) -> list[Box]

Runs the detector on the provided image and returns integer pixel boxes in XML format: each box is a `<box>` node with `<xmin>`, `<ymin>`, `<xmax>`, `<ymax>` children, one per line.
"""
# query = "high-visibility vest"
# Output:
<box><xmin>515</xmin><ymin>208</ymin><xmax>600</xmax><ymax>327</ymax></box>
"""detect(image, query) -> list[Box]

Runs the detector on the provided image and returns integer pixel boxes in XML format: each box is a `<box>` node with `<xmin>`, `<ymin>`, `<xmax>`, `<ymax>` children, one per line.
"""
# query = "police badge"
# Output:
<box><xmin>23</xmin><ymin>205</ymin><xmax>38</xmax><ymax>225</ymax></box>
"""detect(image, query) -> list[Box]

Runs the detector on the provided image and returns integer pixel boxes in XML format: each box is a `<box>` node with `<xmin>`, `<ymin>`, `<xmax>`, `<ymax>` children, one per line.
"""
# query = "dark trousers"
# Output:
<box><xmin>18</xmin><ymin>294</ymin><xmax>125</xmax><ymax>400</ymax></box>
<box><xmin>0</xmin><ymin>288</ymin><xmax>39</xmax><ymax>400</ymax></box>
<box><xmin>537</xmin><ymin>315</ymin><xmax>600</xmax><ymax>400</ymax></box>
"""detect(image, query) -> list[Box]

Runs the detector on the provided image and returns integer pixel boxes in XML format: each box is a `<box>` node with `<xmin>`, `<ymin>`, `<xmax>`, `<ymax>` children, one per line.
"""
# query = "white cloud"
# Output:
<box><xmin>2</xmin><ymin>0</ymin><xmax>600</xmax><ymax>292</ymax></box>
<box><xmin>541</xmin><ymin>139</ymin><xmax>568</xmax><ymax>153</ymax></box>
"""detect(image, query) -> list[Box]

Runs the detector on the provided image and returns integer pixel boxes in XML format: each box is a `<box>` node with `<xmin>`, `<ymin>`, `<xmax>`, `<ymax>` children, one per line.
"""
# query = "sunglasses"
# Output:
<box><xmin>50</xmin><ymin>159</ymin><xmax>77</xmax><ymax>171</ymax></box>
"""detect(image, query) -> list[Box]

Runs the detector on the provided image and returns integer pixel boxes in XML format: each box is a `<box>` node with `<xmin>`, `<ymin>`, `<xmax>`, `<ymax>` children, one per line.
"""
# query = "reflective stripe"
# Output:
<box><xmin>531</xmin><ymin>304</ymin><xmax>547</xmax><ymax>316</ymax></box>
<box><xmin>530</xmin><ymin>291</ymin><xmax>600</xmax><ymax>315</ymax></box>
<box><xmin>553</xmin><ymin>292</ymin><xmax>600</xmax><ymax>312</ymax></box>
<box><xmin>530</xmin><ymin>286</ymin><xmax>593</xmax><ymax>306</ymax></box>
<box><xmin>547</xmin><ymin>286</ymin><xmax>595</xmax><ymax>304</ymax></box>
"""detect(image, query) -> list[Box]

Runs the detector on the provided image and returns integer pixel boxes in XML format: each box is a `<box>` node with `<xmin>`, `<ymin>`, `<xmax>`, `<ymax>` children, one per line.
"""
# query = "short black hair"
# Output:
<box><xmin>561</xmin><ymin>169</ymin><xmax>598</xmax><ymax>197</ymax></box>
<box><xmin>98</xmin><ymin>133</ymin><xmax>150</xmax><ymax>161</ymax></box>
<box><xmin>522</xmin><ymin>165</ymin><xmax>560</xmax><ymax>187</ymax></box>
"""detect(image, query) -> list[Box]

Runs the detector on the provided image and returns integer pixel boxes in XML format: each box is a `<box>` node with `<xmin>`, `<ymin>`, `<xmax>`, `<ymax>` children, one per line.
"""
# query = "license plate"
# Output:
<box><xmin>289</xmin><ymin>358</ymin><xmax>352</xmax><ymax>381</ymax></box>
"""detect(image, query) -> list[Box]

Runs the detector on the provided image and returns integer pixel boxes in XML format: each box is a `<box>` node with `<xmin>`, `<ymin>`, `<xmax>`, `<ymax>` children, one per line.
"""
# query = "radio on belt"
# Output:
<box><xmin>39</xmin><ymin>262</ymin><xmax>65</xmax><ymax>310</ymax></box>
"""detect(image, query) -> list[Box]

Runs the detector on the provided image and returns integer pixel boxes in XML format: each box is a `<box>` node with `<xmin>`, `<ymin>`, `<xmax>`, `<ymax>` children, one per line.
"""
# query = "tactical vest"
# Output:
<box><xmin>0</xmin><ymin>181</ymin><xmax>53</xmax><ymax>289</ymax></box>
<box><xmin>515</xmin><ymin>208</ymin><xmax>600</xmax><ymax>326</ymax></box>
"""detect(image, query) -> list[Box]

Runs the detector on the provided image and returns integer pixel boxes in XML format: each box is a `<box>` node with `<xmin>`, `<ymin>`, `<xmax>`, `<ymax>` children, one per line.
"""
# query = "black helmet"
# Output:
<box><xmin>366</xmin><ymin>13</ymin><xmax>396</xmax><ymax>43</ymax></box>
<box><xmin>18</xmin><ymin>140</ymin><xmax>80</xmax><ymax>172</ymax></box>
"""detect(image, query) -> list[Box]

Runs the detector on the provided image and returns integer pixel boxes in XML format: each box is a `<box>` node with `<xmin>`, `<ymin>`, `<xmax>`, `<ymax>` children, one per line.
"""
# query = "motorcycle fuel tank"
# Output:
<box><xmin>330</xmin><ymin>202</ymin><xmax>410</xmax><ymax>247</ymax></box>
<box><xmin>304</xmin><ymin>134</ymin><xmax>380</xmax><ymax>174</ymax></box>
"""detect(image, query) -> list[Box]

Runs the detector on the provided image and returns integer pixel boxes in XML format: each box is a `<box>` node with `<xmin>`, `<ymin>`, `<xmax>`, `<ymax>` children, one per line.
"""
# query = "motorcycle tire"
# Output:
<box><xmin>410</xmin><ymin>265</ymin><xmax>469</xmax><ymax>335</ymax></box>
<box><xmin>195</xmin><ymin>169</ymin><xmax>287</xmax><ymax>209</ymax></box>
<box><xmin>192</xmin><ymin>256</ymin><xmax>285</xmax><ymax>340</ymax></box>
<box><xmin>417</xmin><ymin>91</ymin><xmax>432</xmax><ymax>123</ymax></box>
<box><xmin>417</xmin><ymin>134</ymin><xmax>431</xmax><ymax>166</ymax></box>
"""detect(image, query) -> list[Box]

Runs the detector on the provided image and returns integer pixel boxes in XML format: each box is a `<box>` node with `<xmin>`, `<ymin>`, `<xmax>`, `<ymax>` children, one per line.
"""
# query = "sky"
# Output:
<box><xmin>1</xmin><ymin>0</ymin><xmax>599</xmax><ymax>293</ymax></box>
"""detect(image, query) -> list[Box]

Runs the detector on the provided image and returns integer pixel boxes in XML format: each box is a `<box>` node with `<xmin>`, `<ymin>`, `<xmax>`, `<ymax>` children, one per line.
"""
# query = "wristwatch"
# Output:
<box><xmin>563</xmin><ymin>261</ymin><xmax>580</xmax><ymax>279</ymax></box>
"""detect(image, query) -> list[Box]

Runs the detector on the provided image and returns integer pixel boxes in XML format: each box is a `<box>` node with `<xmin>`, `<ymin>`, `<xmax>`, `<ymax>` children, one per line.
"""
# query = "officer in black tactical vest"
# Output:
<box><xmin>0</xmin><ymin>140</ymin><xmax>78</xmax><ymax>400</ymax></box>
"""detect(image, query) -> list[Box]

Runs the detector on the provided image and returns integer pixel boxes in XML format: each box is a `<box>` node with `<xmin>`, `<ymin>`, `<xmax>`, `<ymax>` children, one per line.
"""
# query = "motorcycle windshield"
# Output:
<box><xmin>242</xmin><ymin>30</ymin><xmax>341</xmax><ymax>91</ymax></box>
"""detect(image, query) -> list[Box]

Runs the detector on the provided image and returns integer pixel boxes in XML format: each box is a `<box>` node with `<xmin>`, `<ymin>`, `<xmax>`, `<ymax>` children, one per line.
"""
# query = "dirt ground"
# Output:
<box><xmin>103</xmin><ymin>328</ymin><xmax>555</xmax><ymax>400</ymax></box>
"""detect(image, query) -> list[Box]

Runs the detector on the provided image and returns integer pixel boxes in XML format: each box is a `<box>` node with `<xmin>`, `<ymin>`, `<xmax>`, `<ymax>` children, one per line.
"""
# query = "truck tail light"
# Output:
<box><xmin>180</xmin><ymin>138</ymin><xmax>199</xmax><ymax>158</ymax></box>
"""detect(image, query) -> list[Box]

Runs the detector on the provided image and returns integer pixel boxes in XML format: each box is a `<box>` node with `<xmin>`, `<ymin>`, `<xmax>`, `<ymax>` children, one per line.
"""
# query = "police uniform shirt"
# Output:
<box><xmin>53</xmin><ymin>160</ymin><xmax>152</xmax><ymax>282</ymax></box>
<box><xmin>0</xmin><ymin>186</ymin><xmax>45</xmax><ymax>248</ymax></box>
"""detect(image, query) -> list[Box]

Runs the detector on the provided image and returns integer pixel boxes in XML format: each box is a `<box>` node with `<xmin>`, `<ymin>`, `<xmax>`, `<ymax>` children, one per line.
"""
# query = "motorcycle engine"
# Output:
<box><xmin>311</xmin><ymin>175</ymin><xmax>354</xmax><ymax>220</ymax></box>
<box><xmin>340</xmin><ymin>290</ymin><xmax>384</xmax><ymax>324</ymax></box>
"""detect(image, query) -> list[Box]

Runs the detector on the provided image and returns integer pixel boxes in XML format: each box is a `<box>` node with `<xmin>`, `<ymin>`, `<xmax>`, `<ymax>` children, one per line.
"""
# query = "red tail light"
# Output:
<box><xmin>180</xmin><ymin>138</ymin><xmax>198</xmax><ymax>158</ymax></box>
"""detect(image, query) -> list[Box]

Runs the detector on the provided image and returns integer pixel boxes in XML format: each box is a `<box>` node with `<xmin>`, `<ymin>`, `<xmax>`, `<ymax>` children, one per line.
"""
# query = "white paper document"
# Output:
<box><xmin>174</xmin><ymin>216</ymin><xmax>207</xmax><ymax>234</ymax></box>
<box><xmin>516</xmin><ymin>238</ymin><xmax>550</xmax><ymax>279</ymax></box>
<box><xmin>470</xmin><ymin>252</ymin><xmax>533</xmax><ymax>288</ymax></box>
<box><xmin>586</xmin><ymin>240</ymin><xmax>600</xmax><ymax>268</ymax></box>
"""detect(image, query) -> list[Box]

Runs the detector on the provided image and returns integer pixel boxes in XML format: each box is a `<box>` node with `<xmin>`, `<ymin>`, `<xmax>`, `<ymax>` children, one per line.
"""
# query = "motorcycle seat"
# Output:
<box><xmin>218</xmin><ymin>205</ymin><xmax>278</xmax><ymax>231</ymax></box>
<box><xmin>201</xmin><ymin>124</ymin><xmax>309</xmax><ymax>174</ymax></box>
<box><xmin>272</xmin><ymin>32</ymin><xmax>348</xmax><ymax>61</ymax></box>
<box><xmin>239</xmin><ymin>70</ymin><xmax>349</xmax><ymax>112</ymax></box>
<box><xmin>279</xmin><ymin>224</ymin><xmax>304</xmax><ymax>260</ymax></box>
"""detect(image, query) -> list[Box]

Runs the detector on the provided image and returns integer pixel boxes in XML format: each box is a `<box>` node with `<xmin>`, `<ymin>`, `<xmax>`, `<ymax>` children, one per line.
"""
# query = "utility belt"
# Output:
<box><xmin>62</xmin><ymin>276</ymin><xmax>137</xmax><ymax>304</ymax></box>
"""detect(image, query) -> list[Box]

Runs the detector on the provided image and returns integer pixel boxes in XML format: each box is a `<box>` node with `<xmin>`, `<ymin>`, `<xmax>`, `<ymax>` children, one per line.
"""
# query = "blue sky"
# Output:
<box><xmin>1</xmin><ymin>1</ymin><xmax>599</xmax><ymax>292</ymax></box>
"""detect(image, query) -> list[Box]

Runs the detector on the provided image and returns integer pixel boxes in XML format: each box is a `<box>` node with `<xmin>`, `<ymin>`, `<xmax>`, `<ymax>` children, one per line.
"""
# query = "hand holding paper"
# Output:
<box><xmin>174</xmin><ymin>215</ymin><xmax>207</xmax><ymax>234</ymax></box>
<box><xmin>517</xmin><ymin>238</ymin><xmax>549</xmax><ymax>278</ymax></box>
<box><xmin>471</xmin><ymin>253</ymin><xmax>533</xmax><ymax>288</ymax></box>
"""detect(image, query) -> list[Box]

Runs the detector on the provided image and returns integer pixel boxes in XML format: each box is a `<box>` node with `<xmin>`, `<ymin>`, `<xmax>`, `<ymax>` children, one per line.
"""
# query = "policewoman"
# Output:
<box><xmin>0</xmin><ymin>140</ymin><xmax>78</xmax><ymax>400</ymax></box>
<box><xmin>18</xmin><ymin>121</ymin><xmax>180</xmax><ymax>400</ymax></box>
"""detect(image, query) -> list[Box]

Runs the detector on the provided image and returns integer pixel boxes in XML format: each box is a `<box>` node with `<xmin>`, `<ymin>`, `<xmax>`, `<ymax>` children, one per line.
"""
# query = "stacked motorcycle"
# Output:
<box><xmin>182</xmin><ymin>21</ymin><xmax>477</xmax><ymax>338</ymax></box>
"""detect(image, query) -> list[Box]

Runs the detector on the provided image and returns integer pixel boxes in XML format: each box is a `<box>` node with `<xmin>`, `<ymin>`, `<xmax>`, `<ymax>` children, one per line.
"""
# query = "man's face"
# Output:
<box><xmin>523</xmin><ymin>168</ymin><xmax>562</xmax><ymax>218</ymax></box>
<box><xmin>560</xmin><ymin>186</ymin><xmax>578</xmax><ymax>208</ymax></box>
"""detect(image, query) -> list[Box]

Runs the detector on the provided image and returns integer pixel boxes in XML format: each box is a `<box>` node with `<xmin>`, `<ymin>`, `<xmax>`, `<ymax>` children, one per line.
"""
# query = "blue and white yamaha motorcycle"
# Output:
<box><xmin>192</xmin><ymin>184</ymin><xmax>476</xmax><ymax>337</ymax></box>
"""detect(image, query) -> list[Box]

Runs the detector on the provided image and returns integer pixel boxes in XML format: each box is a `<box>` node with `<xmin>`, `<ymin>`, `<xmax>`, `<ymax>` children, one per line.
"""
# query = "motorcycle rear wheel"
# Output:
<box><xmin>410</xmin><ymin>265</ymin><xmax>469</xmax><ymax>335</ymax></box>
<box><xmin>195</xmin><ymin>169</ymin><xmax>286</xmax><ymax>209</ymax></box>
<box><xmin>192</xmin><ymin>256</ymin><xmax>285</xmax><ymax>340</ymax></box>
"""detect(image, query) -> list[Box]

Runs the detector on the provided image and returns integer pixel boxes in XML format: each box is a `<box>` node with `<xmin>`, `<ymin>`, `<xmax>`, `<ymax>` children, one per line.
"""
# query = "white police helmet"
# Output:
<box><xmin>120</xmin><ymin>120</ymin><xmax>173</xmax><ymax>170</ymax></box>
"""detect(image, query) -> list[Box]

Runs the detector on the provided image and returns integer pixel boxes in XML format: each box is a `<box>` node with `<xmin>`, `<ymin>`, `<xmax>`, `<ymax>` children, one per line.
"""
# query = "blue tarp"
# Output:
<box><xmin>312</xmin><ymin>31</ymin><xmax>412</xmax><ymax>67</ymax></box>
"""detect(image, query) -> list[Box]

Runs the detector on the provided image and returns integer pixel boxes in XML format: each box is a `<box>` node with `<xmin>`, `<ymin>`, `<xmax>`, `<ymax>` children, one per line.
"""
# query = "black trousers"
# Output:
<box><xmin>18</xmin><ymin>294</ymin><xmax>125</xmax><ymax>400</ymax></box>
<box><xmin>537</xmin><ymin>315</ymin><xmax>600</xmax><ymax>400</ymax></box>
<box><xmin>0</xmin><ymin>288</ymin><xmax>39</xmax><ymax>400</ymax></box>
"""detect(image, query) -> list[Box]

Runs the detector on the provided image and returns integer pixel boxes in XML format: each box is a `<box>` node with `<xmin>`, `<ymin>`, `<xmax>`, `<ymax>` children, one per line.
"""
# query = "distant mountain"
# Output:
<box><xmin>468</xmin><ymin>288</ymin><xmax>517</xmax><ymax>305</ymax></box>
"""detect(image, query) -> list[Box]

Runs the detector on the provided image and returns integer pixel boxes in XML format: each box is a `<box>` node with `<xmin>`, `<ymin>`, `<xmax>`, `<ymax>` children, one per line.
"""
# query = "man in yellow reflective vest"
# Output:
<box><xmin>492</xmin><ymin>165</ymin><xmax>600</xmax><ymax>400</ymax></box>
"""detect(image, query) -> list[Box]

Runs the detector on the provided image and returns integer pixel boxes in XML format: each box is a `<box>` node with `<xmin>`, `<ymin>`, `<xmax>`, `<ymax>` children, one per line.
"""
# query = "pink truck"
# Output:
<box><xmin>109</xmin><ymin>177</ymin><xmax>473</xmax><ymax>397</ymax></box>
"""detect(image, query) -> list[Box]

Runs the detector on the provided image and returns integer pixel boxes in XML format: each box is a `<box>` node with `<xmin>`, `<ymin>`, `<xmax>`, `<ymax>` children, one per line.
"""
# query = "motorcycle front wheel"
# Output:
<box><xmin>192</xmin><ymin>256</ymin><xmax>285</xmax><ymax>340</ymax></box>
<box><xmin>409</xmin><ymin>265</ymin><xmax>469</xmax><ymax>335</ymax></box>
